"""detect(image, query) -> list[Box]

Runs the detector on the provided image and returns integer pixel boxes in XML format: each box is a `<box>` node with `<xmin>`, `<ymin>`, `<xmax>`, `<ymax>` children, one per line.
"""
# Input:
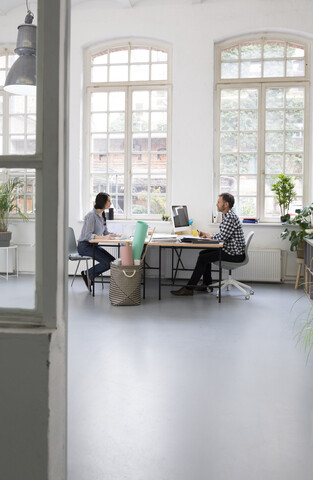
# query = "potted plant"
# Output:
<box><xmin>0</xmin><ymin>179</ymin><xmax>28</xmax><ymax>247</ymax></box>
<box><xmin>271</xmin><ymin>173</ymin><xmax>297</xmax><ymax>222</ymax></box>
<box><xmin>280</xmin><ymin>203</ymin><xmax>313</xmax><ymax>258</ymax></box>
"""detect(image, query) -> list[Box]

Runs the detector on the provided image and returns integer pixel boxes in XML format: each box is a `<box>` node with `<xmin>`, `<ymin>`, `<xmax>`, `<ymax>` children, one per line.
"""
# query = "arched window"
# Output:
<box><xmin>216</xmin><ymin>36</ymin><xmax>308</xmax><ymax>220</ymax></box>
<box><xmin>85</xmin><ymin>42</ymin><xmax>171</xmax><ymax>218</ymax></box>
<box><xmin>0</xmin><ymin>47</ymin><xmax>36</xmax><ymax>215</ymax></box>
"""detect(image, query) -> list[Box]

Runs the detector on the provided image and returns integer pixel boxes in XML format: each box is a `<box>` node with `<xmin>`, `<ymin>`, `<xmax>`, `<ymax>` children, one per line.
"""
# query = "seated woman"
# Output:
<box><xmin>77</xmin><ymin>192</ymin><xmax>119</xmax><ymax>291</ymax></box>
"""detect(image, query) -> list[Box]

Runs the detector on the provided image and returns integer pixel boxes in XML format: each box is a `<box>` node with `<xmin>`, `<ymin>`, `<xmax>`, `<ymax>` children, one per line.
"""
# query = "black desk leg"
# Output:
<box><xmin>159</xmin><ymin>246</ymin><xmax>162</xmax><ymax>300</ymax></box>
<box><xmin>92</xmin><ymin>243</ymin><xmax>95</xmax><ymax>297</ymax></box>
<box><xmin>218</xmin><ymin>248</ymin><xmax>221</xmax><ymax>303</ymax></box>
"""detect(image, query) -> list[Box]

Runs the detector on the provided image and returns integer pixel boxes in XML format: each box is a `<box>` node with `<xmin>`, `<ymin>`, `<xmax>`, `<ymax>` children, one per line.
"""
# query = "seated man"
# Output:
<box><xmin>171</xmin><ymin>192</ymin><xmax>245</xmax><ymax>296</ymax></box>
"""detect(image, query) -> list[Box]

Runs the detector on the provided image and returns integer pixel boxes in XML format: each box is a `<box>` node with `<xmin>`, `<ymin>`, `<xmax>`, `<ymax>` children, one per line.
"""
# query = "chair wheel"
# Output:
<box><xmin>250</xmin><ymin>290</ymin><xmax>254</xmax><ymax>295</ymax></box>
<box><xmin>245</xmin><ymin>295</ymin><xmax>250</xmax><ymax>300</ymax></box>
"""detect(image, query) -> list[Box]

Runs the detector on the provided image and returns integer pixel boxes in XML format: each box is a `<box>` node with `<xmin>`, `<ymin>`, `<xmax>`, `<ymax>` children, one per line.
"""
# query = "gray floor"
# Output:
<box><xmin>68</xmin><ymin>279</ymin><xmax>313</xmax><ymax>480</ymax></box>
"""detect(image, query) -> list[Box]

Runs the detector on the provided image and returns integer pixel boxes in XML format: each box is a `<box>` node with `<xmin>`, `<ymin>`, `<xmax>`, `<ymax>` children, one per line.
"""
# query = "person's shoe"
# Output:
<box><xmin>170</xmin><ymin>286</ymin><xmax>194</xmax><ymax>296</ymax></box>
<box><xmin>81</xmin><ymin>271</ymin><xmax>91</xmax><ymax>291</ymax></box>
<box><xmin>194</xmin><ymin>284</ymin><xmax>209</xmax><ymax>292</ymax></box>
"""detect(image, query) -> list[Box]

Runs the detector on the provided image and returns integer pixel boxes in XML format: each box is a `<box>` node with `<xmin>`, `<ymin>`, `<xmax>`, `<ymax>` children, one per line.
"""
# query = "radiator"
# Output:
<box><xmin>163</xmin><ymin>248</ymin><xmax>281</xmax><ymax>283</ymax></box>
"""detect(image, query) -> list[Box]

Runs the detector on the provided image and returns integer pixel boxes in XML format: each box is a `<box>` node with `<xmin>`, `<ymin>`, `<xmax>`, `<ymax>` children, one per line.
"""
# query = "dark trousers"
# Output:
<box><xmin>187</xmin><ymin>249</ymin><xmax>245</xmax><ymax>287</ymax></box>
<box><xmin>77</xmin><ymin>241</ymin><xmax>115</xmax><ymax>281</ymax></box>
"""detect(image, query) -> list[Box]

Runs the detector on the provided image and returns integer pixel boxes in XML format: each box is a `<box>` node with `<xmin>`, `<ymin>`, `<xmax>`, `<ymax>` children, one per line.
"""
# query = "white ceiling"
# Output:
<box><xmin>0</xmin><ymin>0</ymin><xmax>204</xmax><ymax>16</ymax></box>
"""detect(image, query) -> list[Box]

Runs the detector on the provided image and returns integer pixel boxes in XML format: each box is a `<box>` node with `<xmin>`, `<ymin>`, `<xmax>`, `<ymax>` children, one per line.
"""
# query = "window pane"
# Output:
<box><xmin>239</xmin><ymin>154</ymin><xmax>257</xmax><ymax>174</ymax></box>
<box><xmin>151</xmin><ymin>133</ymin><xmax>166</xmax><ymax>152</ymax></box>
<box><xmin>266</xmin><ymin>110</ymin><xmax>284</xmax><ymax>130</ymax></box>
<box><xmin>221</xmin><ymin>62</ymin><xmax>239</xmax><ymax>79</ymax></box>
<box><xmin>285</xmin><ymin>131</ymin><xmax>304</xmax><ymax>152</ymax></box>
<box><xmin>240</xmin><ymin>61</ymin><xmax>261</xmax><ymax>78</ymax></box>
<box><xmin>91</xmin><ymin>113</ymin><xmax>107</xmax><ymax>132</ymax></box>
<box><xmin>220</xmin><ymin>132</ymin><xmax>238</xmax><ymax>152</ymax></box>
<box><xmin>132</xmin><ymin>112</ymin><xmax>149</xmax><ymax>132</ymax></box>
<box><xmin>220</xmin><ymin>111</ymin><xmax>238</xmax><ymax>131</ymax></box>
<box><xmin>285</xmin><ymin>154</ymin><xmax>303</xmax><ymax>174</ymax></box>
<box><xmin>150</xmin><ymin>175</ymin><xmax>166</xmax><ymax>194</ymax></box>
<box><xmin>132</xmin><ymin>133</ymin><xmax>148</xmax><ymax>152</ymax></box>
<box><xmin>265</xmin><ymin>196</ymin><xmax>280</xmax><ymax>216</ymax></box>
<box><xmin>264</xmin><ymin>42</ymin><xmax>285</xmax><ymax>59</ymax></box>
<box><xmin>91</xmin><ymin>66</ymin><xmax>108</xmax><ymax>83</ymax></box>
<box><xmin>151</xmin><ymin>64</ymin><xmax>167</xmax><ymax>80</ymax></box>
<box><xmin>132</xmin><ymin>195</ymin><xmax>148</xmax><ymax>214</ymax></box>
<box><xmin>265</xmin><ymin>132</ymin><xmax>284</xmax><ymax>152</ymax></box>
<box><xmin>286</xmin><ymin>87</ymin><xmax>304</xmax><ymax>108</ymax></box>
<box><xmin>151</xmin><ymin>196</ymin><xmax>166</xmax><ymax>214</ymax></box>
<box><xmin>151</xmin><ymin>112</ymin><xmax>167</xmax><ymax>132</ymax></box>
<box><xmin>220</xmin><ymin>154</ymin><xmax>238</xmax><ymax>174</ymax></box>
<box><xmin>151</xmin><ymin>90</ymin><xmax>167</xmax><ymax>110</ymax></box>
<box><xmin>109</xmin><ymin>91</ymin><xmax>125</xmax><ymax>111</ymax></box>
<box><xmin>239</xmin><ymin>197</ymin><xmax>256</xmax><ymax>217</ymax></box>
<box><xmin>27</xmin><ymin>116</ymin><xmax>36</xmax><ymax>134</ymax></box>
<box><xmin>0</xmin><ymin>169</ymin><xmax>36</xmax><ymax>309</ymax></box>
<box><xmin>91</xmin><ymin>153</ymin><xmax>107</xmax><ymax>172</ymax></box>
<box><xmin>220</xmin><ymin>176</ymin><xmax>237</xmax><ymax>195</ymax></box>
<box><xmin>109</xmin><ymin>134</ymin><xmax>124</xmax><ymax>152</ymax></box>
<box><xmin>221</xmin><ymin>89</ymin><xmax>239</xmax><ymax>110</ymax></box>
<box><xmin>265</xmin><ymin>154</ymin><xmax>283</xmax><ymax>174</ymax></box>
<box><xmin>131</xmin><ymin>48</ymin><xmax>149</xmax><ymax>63</ymax></box>
<box><xmin>92</xmin><ymin>52</ymin><xmax>108</xmax><ymax>65</ymax></box>
<box><xmin>221</xmin><ymin>46</ymin><xmax>239</xmax><ymax>60</ymax></box>
<box><xmin>285</xmin><ymin>110</ymin><xmax>304</xmax><ymax>130</ymax></box>
<box><xmin>10</xmin><ymin>116</ymin><xmax>24</xmax><ymax>134</ymax></box>
<box><xmin>239</xmin><ymin>176</ymin><xmax>257</xmax><ymax>195</ymax></box>
<box><xmin>133</xmin><ymin>91</ymin><xmax>149</xmax><ymax>110</ymax></box>
<box><xmin>132</xmin><ymin>153</ymin><xmax>148</xmax><ymax>173</ymax></box>
<box><xmin>151</xmin><ymin>153</ymin><xmax>167</xmax><ymax>173</ymax></box>
<box><xmin>130</xmin><ymin>64</ymin><xmax>149</xmax><ymax>81</ymax></box>
<box><xmin>265</xmin><ymin>175</ymin><xmax>276</xmax><ymax>195</ymax></box>
<box><xmin>240</xmin><ymin>89</ymin><xmax>258</xmax><ymax>109</ymax></box>
<box><xmin>109</xmin><ymin>48</ymin><xmax>128</xmax><ymax>64</ymax></box>
<box><xmin>109</xmin><ymin>65</ymin><xmax>128</xmax><ymax>82</ymax></box>
<box><xmin>240</xmin><ymin>111</ymin><xmax>257</xmax><ymax>131</ymax></box>
<box><xmin>286</xmin><ymin>59</ymin><xmax>305</xmax><ymax>77</ymax></box>
<box><xmin>151</xmin><ymin>49</ymin><xmax>167</xmax><ymax>62</ymax></box>
<box><xmin>287</xmin><ymin>43</ymin><xmax>304</xmax><ymax>58</ymax></box>
<box><xmin>263</xmin><ymin>60</ymin><xmax>284</xmax><ymax>77</ymax></box>
<box><xmin>241</xmin><ymin>43</ymin><xmax>262</xmax><ymax>59</ymax></box>
<box><xmin>239</xmin><ymin>132</ymin><xmax>257</xmax><ymax>152</ymax></box>
<box><xmin>9</xmin><ymin>135</ymin><xmax>25</xmax><ymax>154</ymax></box>
<box><xmin>108</xmin><ymin>153</ymin><xmax>124</xmax><ymax>172</ymax></box>
<box><xmin>91</xmin><ymin>134</ymin><xmax>107</xmax><ymax>153</ymax></box>
<box><xmin>109</xmin><ymin>113</ymin><xmax>125</xmax><ymax>132</ymax></box>
<box><xmin>91</xmin><ymin>92</ymin><xmax>108</xmax><ymax>112</ymax></box>
<box><xmin>266</xmin><ymin>88</ymin><xmax>284</xmax><ymax>108</ymax></box>
<box><xmin>9</xmin><ymin>95</ymin><xmax>25</xmax><ymax>114</ymax></box>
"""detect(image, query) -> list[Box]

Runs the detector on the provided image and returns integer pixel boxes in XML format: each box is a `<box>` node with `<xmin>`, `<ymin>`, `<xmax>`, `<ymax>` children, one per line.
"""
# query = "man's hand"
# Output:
<box><xmin>198</xmin><ymin>231</ymin><xmax>212</xmax><ymax>239</ymax></box>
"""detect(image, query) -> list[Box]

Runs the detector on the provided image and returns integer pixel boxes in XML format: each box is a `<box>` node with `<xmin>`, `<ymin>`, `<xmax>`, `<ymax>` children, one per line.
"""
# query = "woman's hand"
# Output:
<box><xmin>95</xmin><ymin>234</ymin><xmax>118</xmax><ymax>240</ymax></box>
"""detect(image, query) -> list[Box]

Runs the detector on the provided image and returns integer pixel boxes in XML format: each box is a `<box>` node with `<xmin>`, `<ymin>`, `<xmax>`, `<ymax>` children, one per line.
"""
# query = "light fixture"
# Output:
<box><xmin>4</xmin><ymin>0</ymin><xmax>36</xmax><ymax>96</ymax></box>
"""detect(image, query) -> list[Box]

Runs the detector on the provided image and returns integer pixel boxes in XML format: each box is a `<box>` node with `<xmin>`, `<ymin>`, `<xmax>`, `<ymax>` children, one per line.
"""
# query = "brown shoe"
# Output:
<box><xmin>194</xmin><ymin>284</ymin><xmax>209</xmax><ymax>292</ymax></box>
<box><xmin>171</xmin><ymin>286</ymin><xmax>194</xmax><ymax>296</ymax></box>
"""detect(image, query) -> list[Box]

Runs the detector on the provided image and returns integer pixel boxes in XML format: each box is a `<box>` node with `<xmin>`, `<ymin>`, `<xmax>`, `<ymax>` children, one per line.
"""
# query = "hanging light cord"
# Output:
<box><xmin>25</xmin><ymin>0</ymin><xmax>34</xmax><ymax>24</ymax></box>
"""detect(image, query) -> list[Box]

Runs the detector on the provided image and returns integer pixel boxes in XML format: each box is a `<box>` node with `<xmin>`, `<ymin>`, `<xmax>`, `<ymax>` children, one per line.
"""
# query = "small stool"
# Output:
<box><xmin>295</xmin><ymin>257</ymin><xmax>304</xmax><ymax>289</ymax></box>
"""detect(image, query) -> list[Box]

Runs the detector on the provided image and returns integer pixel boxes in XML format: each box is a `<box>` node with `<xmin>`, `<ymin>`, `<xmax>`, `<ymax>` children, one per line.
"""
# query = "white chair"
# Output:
<box><xmin>68</xmin><ymin>227</ymin><xmax>92</xmax><ymax>287</ymax></box>
<box><xmin>211</xmin><ymin>231</ymin><xmax>255</xmax><ymax>300</ymax></box>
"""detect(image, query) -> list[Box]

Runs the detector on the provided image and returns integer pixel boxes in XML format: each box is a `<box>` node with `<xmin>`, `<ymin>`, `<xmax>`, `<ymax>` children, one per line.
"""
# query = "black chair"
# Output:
<box><xmin>68</xmin><ymin>227</ymin><xmax>92</xmax><ymax>287</ymax></box>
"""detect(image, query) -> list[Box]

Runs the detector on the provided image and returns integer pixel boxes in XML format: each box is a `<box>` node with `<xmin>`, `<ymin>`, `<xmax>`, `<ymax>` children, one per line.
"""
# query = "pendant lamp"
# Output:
<box><xmin>4</xmin><ymin>3</ymin><xmax>36</xmax><ymax>96</ymax></box>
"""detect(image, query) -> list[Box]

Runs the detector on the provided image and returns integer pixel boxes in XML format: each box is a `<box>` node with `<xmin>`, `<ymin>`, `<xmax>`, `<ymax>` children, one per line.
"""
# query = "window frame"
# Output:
<box><xmin>84</xmin><ymin>40</ymin><xmax>172</xmax><ymax>220</ymax></box>
<box><xmin>215</xmin><ymin>35</ymin><xmax>310</xmax><ymax>222</ymax></box>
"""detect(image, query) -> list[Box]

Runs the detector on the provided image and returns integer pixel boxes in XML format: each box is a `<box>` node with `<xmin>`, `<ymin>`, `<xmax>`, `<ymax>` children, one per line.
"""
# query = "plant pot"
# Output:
<box><xmin>280</xmin><ymin>214</ymin><xmax>290</xmax><ymax>223</ymax></box>
<box><xmin>296</xmin><ymin>241</ymin><xmax>305</xmax><ymax>259</ymax></box>
<box><xmin>0</xmin><ymin>231</ymin><xmax>12</xmax><ymax>247</ymax></box>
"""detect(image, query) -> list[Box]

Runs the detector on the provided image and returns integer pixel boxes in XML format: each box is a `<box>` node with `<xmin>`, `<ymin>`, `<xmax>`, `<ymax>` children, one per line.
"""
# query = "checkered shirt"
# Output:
<box><xmin>212</xmin><ymin>210</ymin><xmax>245</xmax><ymax>255</ymax></box>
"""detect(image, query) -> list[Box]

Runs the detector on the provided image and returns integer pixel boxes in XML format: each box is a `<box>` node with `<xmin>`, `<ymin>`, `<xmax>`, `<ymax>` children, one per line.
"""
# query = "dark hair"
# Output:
<box><xmin>94</xmin><ymin>192</ymin><xmax>110</xmax><ymax>221</ymax></box>
<box><xmin>219</xmin><ymin>192</ymin><xmax>235</xmax><ymax>209</ymax></box>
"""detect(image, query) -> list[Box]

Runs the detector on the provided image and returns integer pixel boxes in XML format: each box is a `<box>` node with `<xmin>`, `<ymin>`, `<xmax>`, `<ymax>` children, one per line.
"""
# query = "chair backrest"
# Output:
<box><xmin>243</xmin><ymin>231</ymin><xmax>254</xmax><ymax>265</ymax></box>
<box><xmin>68</xmin><ymin>227</ymin><xmax>78</xmax><ymax>256</ymax></box>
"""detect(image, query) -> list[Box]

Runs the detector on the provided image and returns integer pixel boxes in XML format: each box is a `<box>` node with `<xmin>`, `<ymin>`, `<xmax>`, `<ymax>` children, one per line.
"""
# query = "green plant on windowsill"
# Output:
<box><xmin>271</xmin><ymin>173</ymin><xmax>297</xmax><ymax>222</ymax></box>
<box><xmin>280</xmin><ymin>203</ymin><xmax>313</xmax><ymax>257</ymax></box>
<box><xmin>0</xmin><ymin>179</ymin><xmax>28</xmax><ymax>246</ymax></box>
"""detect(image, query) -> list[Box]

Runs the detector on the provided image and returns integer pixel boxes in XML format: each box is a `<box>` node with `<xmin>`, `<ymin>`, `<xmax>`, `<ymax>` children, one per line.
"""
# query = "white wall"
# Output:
<box><xmin>67</xmin><ymin>0</ymin><xmax>313</xmax><ymax>281</ymax></box>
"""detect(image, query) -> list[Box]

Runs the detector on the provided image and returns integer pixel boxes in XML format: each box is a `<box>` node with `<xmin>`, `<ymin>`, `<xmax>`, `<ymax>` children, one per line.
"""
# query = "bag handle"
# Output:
<box><xmin>123</xmin><ymin>270</ymin><xmax>136</xmax><ymax>278</ymax></box>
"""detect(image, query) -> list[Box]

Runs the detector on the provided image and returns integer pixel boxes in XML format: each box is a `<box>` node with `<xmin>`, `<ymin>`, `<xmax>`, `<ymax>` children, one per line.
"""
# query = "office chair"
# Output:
<box><xmin>68</xmin><ymin>227</ymin><xmax>92</xmax><ymax>287</ymax></box>
<box><xmin>211</xmin><ymin>231</ymin><xmax>255</xmax><ymax>300</ymax></box>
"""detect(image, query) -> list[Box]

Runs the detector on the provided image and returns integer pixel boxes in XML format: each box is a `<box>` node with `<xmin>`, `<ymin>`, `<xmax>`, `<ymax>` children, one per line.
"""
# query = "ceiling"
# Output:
<box><xmin>0</xmin><ymin>0</ymin><xmax>204</xmax><ymax>16</ymax></box>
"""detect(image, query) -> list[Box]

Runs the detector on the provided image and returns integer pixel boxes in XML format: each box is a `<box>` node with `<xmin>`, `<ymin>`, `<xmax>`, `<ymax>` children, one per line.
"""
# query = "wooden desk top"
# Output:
<box><xmin>89</xmin><ymin>238</ymin><xmax>223</xmax><ymax>248</ymax></box>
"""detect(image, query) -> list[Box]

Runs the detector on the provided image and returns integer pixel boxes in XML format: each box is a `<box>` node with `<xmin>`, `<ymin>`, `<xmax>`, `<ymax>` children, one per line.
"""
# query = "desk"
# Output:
<box><xmin>89</xmin><ymin>239</ymin><xmax>223</xmax><ymax>302</ymax></box>
<box><xmin>0</xmin><ymin>244</ymin><xmax>18</xmax><ymax>281</ymax></box>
